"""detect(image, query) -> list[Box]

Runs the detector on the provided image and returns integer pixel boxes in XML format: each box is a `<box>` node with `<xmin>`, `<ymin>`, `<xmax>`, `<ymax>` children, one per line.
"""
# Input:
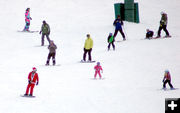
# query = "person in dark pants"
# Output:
<box><xmin>39</xmin><ymin>20</ymin><xmax>51</xmax><ymax>46</ymax></box>
<box><xmin>162</xmin><ymin>70</ymin><xmax>174</xmax><ymax>89</ymax></box>
<box><xmin>113</xmin><ymin>15</ymin><xmax>126</xmax><ymax>41</ymax></box>
<box><xmin>107</xmin><ymin>33</ymin><xmax>115</xmax><ymax>50</ymax></box>
<box><xmin>157</xmin><ymin>12</ymin><xmax>170</xmax><ymax>38</ymax></box>
<box><xmin>145</xmin><ymin>29</ymin><xmax>154</xmax><ymax>39</ymax></box>
<box><xmin>46</xmin><ymin>40</ymin><xmax>57</xmax><ymax>66</ymax></box>
<box><xmin>82</xmin><ymin>34</ymin><xmax>93</xmax><ymax>62</ymax></box>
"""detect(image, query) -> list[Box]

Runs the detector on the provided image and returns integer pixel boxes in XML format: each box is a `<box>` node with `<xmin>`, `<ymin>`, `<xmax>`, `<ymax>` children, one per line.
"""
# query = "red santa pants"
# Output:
<box><xmin>94</xmin><ymin>71</ymin><xmax>101</xmax><ymax>78</ymax></box>
<box><xmin>25</xmin><ymin>84</ymin><xmax>35</xmax><ymax>95</ymax></box>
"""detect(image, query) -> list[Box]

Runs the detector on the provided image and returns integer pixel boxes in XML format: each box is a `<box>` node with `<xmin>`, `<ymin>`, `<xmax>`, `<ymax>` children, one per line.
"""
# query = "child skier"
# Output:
<box><xmin>145</xmin><ymin>29</ymin><xmax>154</xmax><ymax>39</ymax></box>
<box><xmin>23</xmin><ymin>8</ymin><xmax>32</xmax><ymax>32</ymax></box>
<box><xmin>107</xmin><ymin>33</ymin><xmax>115</xmax><ymax>50</ymax></box>
<box><xmin>46</xmin><ymin>40</ymin><xmax>57</xmax><ymax>66</ymax></box>
<box><xmin>94</xmin><ymin>62</ymin><xmax>103</xmax><ymax>79</ymax></box>
<box><xmin>24</xmin><ymin>67</ymin><xmax>39</xmax><ymax>96</ymax></box>
<box><xmin>162</xmin><ymin>70</ymin><xmax>174</xmax><ymax>90</ymax></box>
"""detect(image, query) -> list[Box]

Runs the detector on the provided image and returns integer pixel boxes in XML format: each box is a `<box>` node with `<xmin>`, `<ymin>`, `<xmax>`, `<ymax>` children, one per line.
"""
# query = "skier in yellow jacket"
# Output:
<box><xmin>82</xmin><ymin>34</ymin><xmax>93</xmax><ymax>62</ymax></box>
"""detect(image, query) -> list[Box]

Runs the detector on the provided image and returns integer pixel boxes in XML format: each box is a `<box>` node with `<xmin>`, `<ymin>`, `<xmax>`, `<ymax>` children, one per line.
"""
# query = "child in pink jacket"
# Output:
<box><xmin>94</xmin><ymin>62</ymin><xmax>103</xmax><ymax>79</ymax></box>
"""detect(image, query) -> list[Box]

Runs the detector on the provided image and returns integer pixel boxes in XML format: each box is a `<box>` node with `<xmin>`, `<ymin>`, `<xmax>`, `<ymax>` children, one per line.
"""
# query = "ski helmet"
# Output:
<box><xmin>109</xmin><ymin>33</ymin><xmax>112</xmax><ymax>36</ymax></box>
<box><xmin>165</xmin><ymin>69</ymin><xmax>169</xmax><ymax>73</ymax></box>
<box><xmin>32</xmin><ymin>67</ymin><xmax>37</xmax><ymax>72</ymax></box>
<box><xmin>97</xmin><ymin>62</ymin><xmax>100</xmax><ymax>65</ymax></box>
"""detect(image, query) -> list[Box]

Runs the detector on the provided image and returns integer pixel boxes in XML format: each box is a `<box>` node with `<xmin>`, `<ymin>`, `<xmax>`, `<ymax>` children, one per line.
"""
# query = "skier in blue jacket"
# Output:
<box><xmin>113</xmin><ymin>15</ymin><xmax>126</xmax><ymax>41</ymax></box>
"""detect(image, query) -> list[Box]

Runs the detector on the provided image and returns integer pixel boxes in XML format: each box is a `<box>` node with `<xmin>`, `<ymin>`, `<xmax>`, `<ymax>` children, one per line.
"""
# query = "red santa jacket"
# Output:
<box><xmin>164</xmin><ymin>72</ymin><xmax>171</xmax><ymax>80</ymax></box>
<box><xmin>28</xmin><ymin>71</ymin><xmax>39</xmax><ymax>84</ymax></box>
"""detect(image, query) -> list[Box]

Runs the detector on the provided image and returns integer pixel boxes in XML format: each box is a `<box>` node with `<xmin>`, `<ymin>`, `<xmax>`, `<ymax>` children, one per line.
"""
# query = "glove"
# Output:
<box><xmin>36</xmin><ymin>81</ymin><xmax>39</xmax><ymax>85</ymax></box>
<box><xmin>39</xmin><ymin>31</ymin><xmax>42</xmax><ymax>34</ymax></box>
<box><xmin>162</xmin><ymin>79</ymin><xmax>165</xmax><ymax>83</ymax></box>
<box><xmin>48</xmin><ymin>32</ymin><xmax>50</xmax><ymax>35</ymax></box>
<box><xmin>28</xmin><ymin>80</ymin><xmax>31</xmax><ymax>84</ymax></box>
<box><xmin>30</xmin><ymin>17</ymin><xmax>32</xmax><ymax>20</ymax></box>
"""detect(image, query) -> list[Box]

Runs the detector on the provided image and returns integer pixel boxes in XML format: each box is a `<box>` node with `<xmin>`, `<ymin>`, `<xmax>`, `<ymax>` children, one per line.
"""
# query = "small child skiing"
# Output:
<box><xmin>145</xmin><ymin>29</ymin><xmax>154</xmax><ymax>39</ymax></box>
<box><xmin>107</xmin><ymin>33</ymin><xmax>115</xmax><ymax>51</ymax></box>
<box><xmin>162</xmin><ymin>70</ymin><xmax>174</xmax><ymax>90</ymax></box>
<box><xmin>24</xmin><ymin>67</ymin><xmax>39</xmax><ymax>96</ymax></box>
<box><xmin>46</xmin><ymin>40</ymin><xmax>57</xmax><ymax>66</ymax></box>
<box><xmin>94</xmin><ymin>62</ymin><xmax>103</xmax><ymax>79</ymax></box>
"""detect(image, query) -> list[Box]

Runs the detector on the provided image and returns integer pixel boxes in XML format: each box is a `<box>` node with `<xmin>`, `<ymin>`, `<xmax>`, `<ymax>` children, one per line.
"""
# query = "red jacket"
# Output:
<box><xmin>28</xmin><ymin>71</ymin><xmax>39</xmax><ymax>84</ymax></box>
<box><xmin>94</xmin><ymin>65</ymin><xmax>103</xmax><ymax>72</ymax></box>
<box><xmin>164</xmin><ymin>72</ymin><xmax>171</xmax><ymax>80</ymax></box>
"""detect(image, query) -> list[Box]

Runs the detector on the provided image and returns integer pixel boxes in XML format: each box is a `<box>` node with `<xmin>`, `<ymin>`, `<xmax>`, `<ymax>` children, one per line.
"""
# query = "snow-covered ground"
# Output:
<box><xmin>0</xmin><ymin>0</ymin><xmax>180</xmax><ymax>113</ymax></box>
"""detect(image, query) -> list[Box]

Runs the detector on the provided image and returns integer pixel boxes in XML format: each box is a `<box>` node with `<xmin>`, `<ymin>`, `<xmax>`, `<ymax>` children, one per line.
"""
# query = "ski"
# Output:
<box><xmin>20</xmin><ymin>95</ymin><xmax>36</xmax><ymax>98</ymax></box>
<box><xmin>45</xmin><ymin>64</ymin><xmax>61</xmax><ymax>66</ymax></box>
<box><xmin>145</xmin><ymin>36</ymin><xmax>172</xmax><ymax>40</ymax></box>
<box><xmin>17</xmin><ymin>30</ymin><xmax>39</xmax><ymax>33</ymax></box>
<box><xmin>159</xmin><ymin>88</ymin><xmax>179</xmax><ymax>91</ymax></box>
<box><xmin>79</xmin><ymin>60</ymin><xmax>96</xmax><ymax>63</ymax></box>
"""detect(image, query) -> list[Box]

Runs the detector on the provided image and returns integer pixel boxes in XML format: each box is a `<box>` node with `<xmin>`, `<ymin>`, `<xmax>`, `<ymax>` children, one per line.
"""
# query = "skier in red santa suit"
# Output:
<box><xmin>24</xmin><ymin>67</ymin><xmax>39</xmax><ymax>96</ymax></box>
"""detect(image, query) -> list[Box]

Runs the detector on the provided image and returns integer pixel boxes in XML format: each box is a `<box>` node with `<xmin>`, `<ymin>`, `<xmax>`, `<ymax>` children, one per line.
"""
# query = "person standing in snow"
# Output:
<box><xmin>157</xmin><ymin>12</ymin><xmax>170</xmax><ymax>38</ymax></box>
<box><xmin>23</xmin><ymin>8</ymin><xmax>32</xmax><ymax>32</ymax></box>
<box><xmin>113</xmin><ymin>15</ymin><xmax>126</xmax><ymax>41</ymax></box>
<box><xmin>82</xmin><ymin>34</ymin><xmax>93</xmax><ymax>62</ymax></box>
<box><xmin>94</xmin><ymin>62</ymin><xmax>103</xmax><ymax>79</ymax></box>
<box><xmin>145</xmin><ymin>29</ymin><xmax>154</xmax><ymax>39</ymax></box>
<box><xmin>24</xmin><ymin>67</ymin><xmax>39</xmax><ymax>96</ymax></box>
<box><xmin>162</xmin><ymin>70</ymin><xmax>174</xmax><ymax>89</ymax></box>
<box><xmin>107</xmin><ymin>33</ymin><xmax>115</xmax><ymax>50</ymax></box>
<box><xmin>39</xmin><ymin>20</ymin><xmax>51</xmax><ymax>46</ymax></box>
<box><xmin>46</xmin><ymin>40</ymin><xmax>57</xmax><ymax>66</ymax></box>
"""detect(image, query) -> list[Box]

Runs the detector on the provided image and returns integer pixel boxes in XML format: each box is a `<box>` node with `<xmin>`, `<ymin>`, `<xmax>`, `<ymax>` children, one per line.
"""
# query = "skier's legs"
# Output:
<box><xmin>24</xmin><ymin>22</ymin><xmax>30</xmax><ymax>31</ymax></box>
<box><xmin>113</xmin><ymin>30</ymin><xmax>118</xmax><ymax>38</ymax></box>
<box><xmin>98</xmin><ymin>71</ymin><xmax>102</xmax><ymax>78</ymax></box>
<box><xmin>162</xmin><ymin>25</ymin><xmax>170</xmax><ymax>36</ymax></box>
<box><xmin>119</xmin><ymin>29</ymin><xmax>126</xmax><ymax>40</ymax></box>
<box><xmin>157</xmin><ymin>26</ymin><xmax>163</xmax><ymax>37</ymax></box>
<box><xmin>163</xmin><ymin>80</ymin><xmax>168</xmax><ymax>88</ymax></box>
<box><xmin>94</xmin><ymin>71</ymin><xmax>98</xmax><ymax>78</ymax></box>
<box><xmin>46</xmin><ymin>34</ymin><xmax>51</xmax><ymax>44</ymax></box>
<box><xmin>52</xmin><ymin>53</ymin><xmax>56</xmax><ymax>65</ymax></box>
<box><xmin>88</xmin><ymin>49</ymin><xmax>92</xmax><ymax>61</ymax></box>
<box><xmin>167</xmin><ymin>80</ymin><xmax>173</xmax><ymax>88</ymax></box>
<box><xmin>25</xmin><ymin>84</ymin><xmax>31</xmax><ymax>94</ymax></box>
<box><xmin>83</xmin><ymin>48</ymin><xmax>88</xmax><ymax>61</ymax></box>
<box><xmin>108</xmin><ymin>43</ymin><xmax>111</xmax><ymax>50</ymax></box>
<box><xmin>112</xmin><ymin>42</ymin><xmax>115</xmax><ymax>50</ymax></box>
<box><xmin>41</xmin><ymin>34</ymin><xmax>45</xmax><ymax>46</ymax></box>
<box><xmin>30</xmin><ymin>84</ymin><xmax>35</xmax><ymax>95</ymax></box>
<box><xmin>46</xmin><ymin>53</ymin><xmax>52</xmax><ymax>65</ymax></box>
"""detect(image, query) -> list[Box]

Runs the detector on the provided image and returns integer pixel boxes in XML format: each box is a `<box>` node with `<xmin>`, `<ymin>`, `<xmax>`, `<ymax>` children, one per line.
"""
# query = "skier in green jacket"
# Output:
<box><xmin>39</xmin><ymin>20</ymin><xmax>51</xmax><ymax>46</ymax></box>
<box><xmin>107</xmin><ymin>33</ymin><xmax>115</xmax><ymax>51</ymax></box>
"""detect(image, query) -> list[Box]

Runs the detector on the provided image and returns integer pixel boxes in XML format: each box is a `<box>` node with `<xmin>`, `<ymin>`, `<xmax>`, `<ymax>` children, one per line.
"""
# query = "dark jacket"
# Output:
<box><xmin>160</xmin><ymin>14</ymin><xmax>168</xmax><ymax>26</ymax></box>
<box><xmin>41</xmin><ymin>23</ymin><xmax>50</xmax><ymax>35</ymax></box>
<box><xmin>48</xmin><ymin>44</ymin><xmax>57</xmax><ymax>53</ymax></box>
<box><xmin>146</xmin><ymin>30</ymin><xmax>154</xmax><ymax>38</ymax></box>
<box><xmin>113</xmin><ymin>19</ymin><xmax>124</xmax><ymax>30</ymax></box>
